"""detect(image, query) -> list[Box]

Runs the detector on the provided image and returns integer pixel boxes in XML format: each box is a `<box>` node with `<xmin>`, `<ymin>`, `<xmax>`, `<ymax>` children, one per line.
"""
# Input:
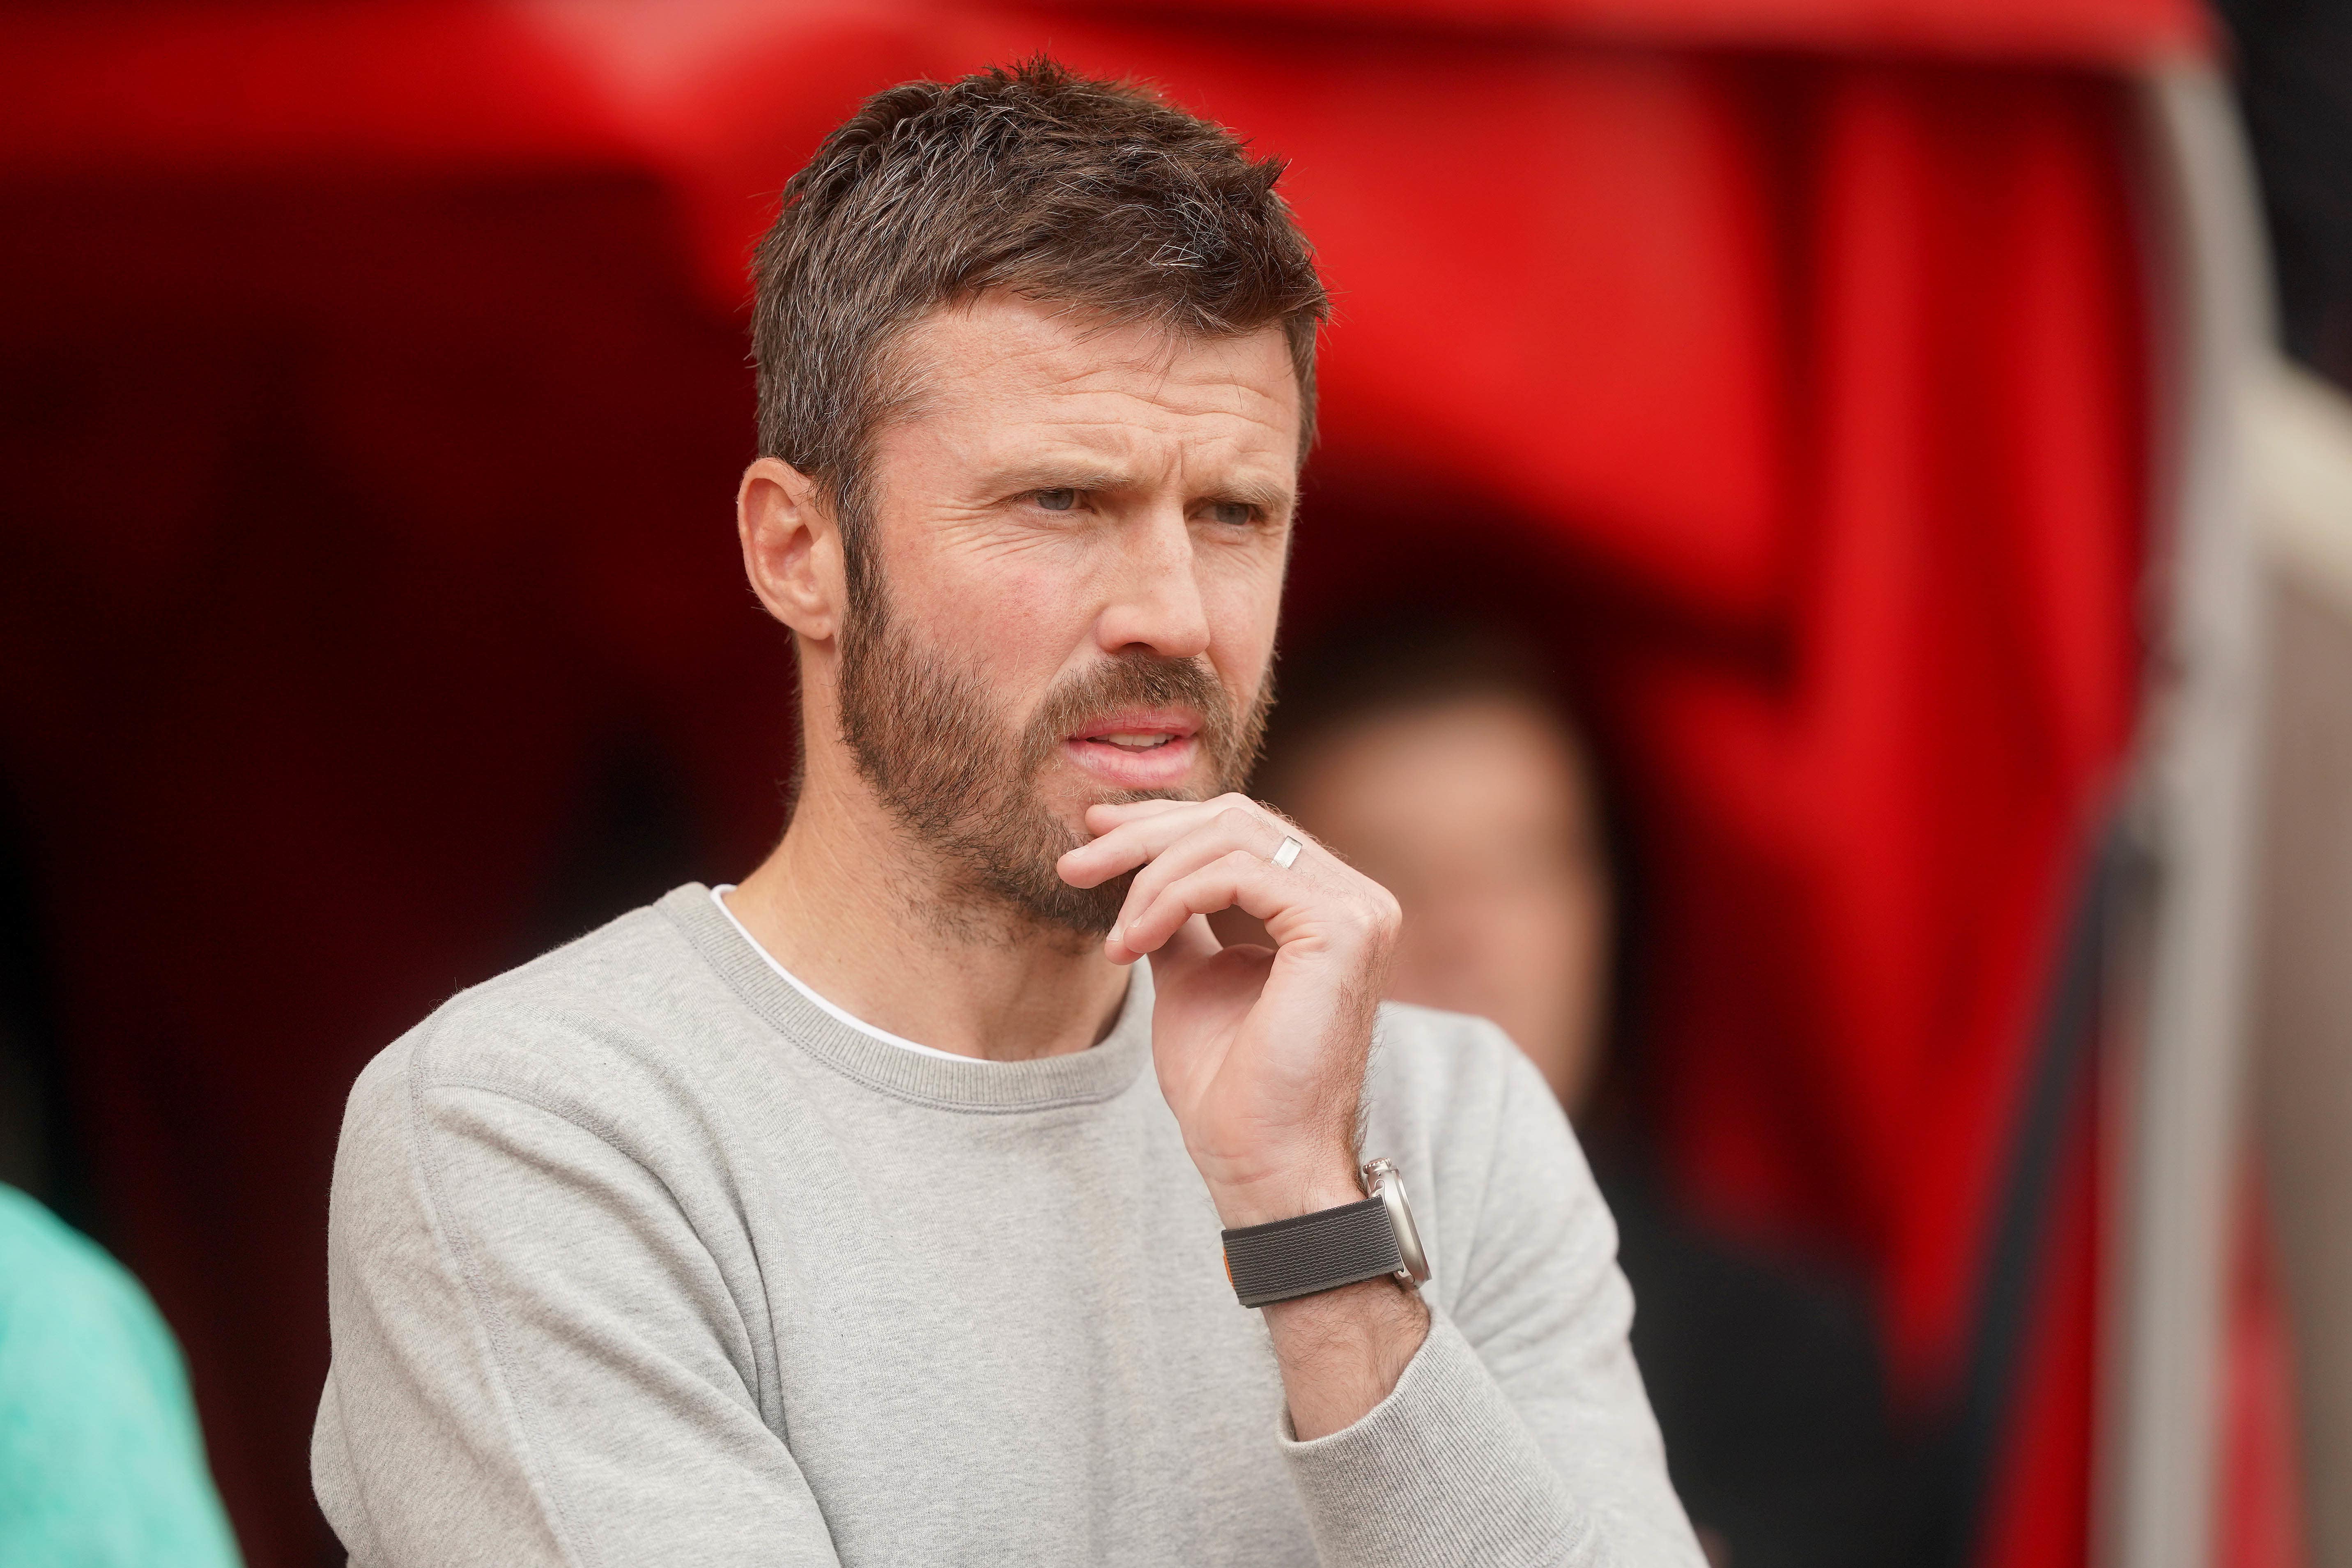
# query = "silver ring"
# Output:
<box><xmin>1270</xmin><ymin>835</ymin><xmax>1304</xmax><ymax>870</ymax></box>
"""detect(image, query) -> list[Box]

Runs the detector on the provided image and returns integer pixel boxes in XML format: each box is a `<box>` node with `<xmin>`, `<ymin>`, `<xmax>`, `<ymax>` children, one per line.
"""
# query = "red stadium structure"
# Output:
<box><xmin>0</xmin><ymin>3</ymin><xmax>2286</xmax><ymax>1566</ymax></box>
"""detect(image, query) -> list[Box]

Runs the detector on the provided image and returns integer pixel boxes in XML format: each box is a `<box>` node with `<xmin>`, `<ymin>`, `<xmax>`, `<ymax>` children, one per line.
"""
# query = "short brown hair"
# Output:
<box><xmin>750</xmin><ymin>56</ymin><xmax>1328</xmax><ymax>588</ymax></box>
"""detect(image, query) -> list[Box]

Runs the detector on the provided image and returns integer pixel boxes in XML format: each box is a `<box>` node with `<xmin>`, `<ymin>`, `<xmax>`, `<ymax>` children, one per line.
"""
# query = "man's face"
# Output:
<box><xmin>835</xmin><ymin>293</ymin><xmax>1298</xmax><ymax>933</ymax></box>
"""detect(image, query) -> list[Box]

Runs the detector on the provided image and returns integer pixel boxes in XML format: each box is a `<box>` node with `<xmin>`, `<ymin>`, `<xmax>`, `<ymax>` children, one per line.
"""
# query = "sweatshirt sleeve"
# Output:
<box><xmin>312</xmin><ymin>1029</ymin><xmax>842</xmax><ymax>1568</ymax></box>
<box><xmin>1277</xmin><ymin>1025</ymin><xmax>1706</xmax><ymax>1568</ymax></box>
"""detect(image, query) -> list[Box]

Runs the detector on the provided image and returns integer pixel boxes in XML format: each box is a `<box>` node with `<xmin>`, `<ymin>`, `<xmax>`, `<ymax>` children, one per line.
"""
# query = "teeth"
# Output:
<box><xmin>1092</xmin><ymin>732</ymin><xmax>1174</xmax><ymax>750</ymax></box>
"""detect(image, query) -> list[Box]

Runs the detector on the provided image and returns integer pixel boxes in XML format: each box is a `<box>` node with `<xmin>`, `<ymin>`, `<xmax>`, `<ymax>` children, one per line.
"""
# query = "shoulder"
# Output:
<box><xmin>0</xmin><ymin>1186</ymin><xmax>193</xmax><ymax>1417</ymax></box>
<box><xmin>0</xmin><ymin>1184</ymin><xmax>140</xmax><ymax>1321</ymax></box>
<box><xmin>340</xmin><ymin>891</ymin><xmax>729</xmax><ymax>1147</ymax></box>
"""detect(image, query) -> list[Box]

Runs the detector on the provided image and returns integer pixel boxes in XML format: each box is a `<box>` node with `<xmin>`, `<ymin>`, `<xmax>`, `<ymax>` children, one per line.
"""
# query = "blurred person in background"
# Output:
<box><xmin>0</xmin><ymin>1183</ymin><xmax>243</xmax><ymax>1567</ymax></box>
<box><xmin>1257</xmin><ymin>623</ymin><xmax>1903</xmax><ymax>1568</ymax></box>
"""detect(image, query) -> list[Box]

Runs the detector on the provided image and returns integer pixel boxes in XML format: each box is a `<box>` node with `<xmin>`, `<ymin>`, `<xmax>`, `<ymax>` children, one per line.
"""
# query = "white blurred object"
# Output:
<box><xmin>2105</xmin><ymin>68</ymin><xmax>2352</xmax><ymax>1565</ymax></box>
<box><xmin>2249</xmin><ymin>356</ymin><xmax>2352</xmax><ymax>1568</ymax></box>
<box><xmin>2104</xmin><ymin>64</ymin><xmax>2269</xmax><ymax>1568</ymax></box>
<box><xmin>2251</xmin><ymin>361</ymin><xmax>2352</xmax><ymax>617</ymax></box>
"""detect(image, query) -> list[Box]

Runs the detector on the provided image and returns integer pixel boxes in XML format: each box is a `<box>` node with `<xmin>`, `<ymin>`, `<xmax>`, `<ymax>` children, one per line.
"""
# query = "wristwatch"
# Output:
<box><xmin>1220</xmin><ymin>1158</ymin><xmax>1432</xmax><ymax>1308</ymax></box>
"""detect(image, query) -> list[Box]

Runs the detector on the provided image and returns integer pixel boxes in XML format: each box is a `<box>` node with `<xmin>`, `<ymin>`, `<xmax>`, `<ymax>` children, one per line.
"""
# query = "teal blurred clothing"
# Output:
<box><xmin>0</xmin><ymin>1185</ymin><xmax>242</xmax><ymax>1567</ymax></box>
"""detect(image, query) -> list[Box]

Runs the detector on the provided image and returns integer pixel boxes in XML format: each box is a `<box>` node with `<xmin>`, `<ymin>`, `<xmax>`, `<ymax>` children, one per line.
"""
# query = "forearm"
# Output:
<box><xmin>1262</xmin><ymin>1274</ymin><xmax>1431</xmax><ymax>1439</ymax></box>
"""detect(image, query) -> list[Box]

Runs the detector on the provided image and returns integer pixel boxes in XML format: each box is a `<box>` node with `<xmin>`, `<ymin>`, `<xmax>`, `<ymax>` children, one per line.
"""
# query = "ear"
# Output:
<box><xmin>737</xmin><ymin>456</ymin><xmax>842</xmax><ymax>643</ymax></box>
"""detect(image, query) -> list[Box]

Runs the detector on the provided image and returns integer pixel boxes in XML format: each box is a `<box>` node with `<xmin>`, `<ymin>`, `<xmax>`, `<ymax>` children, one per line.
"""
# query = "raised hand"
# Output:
<box><xmin>1056</xmin><ymin>794</ymin><xmax>1401</xmax><ymax>1229</ymax></box>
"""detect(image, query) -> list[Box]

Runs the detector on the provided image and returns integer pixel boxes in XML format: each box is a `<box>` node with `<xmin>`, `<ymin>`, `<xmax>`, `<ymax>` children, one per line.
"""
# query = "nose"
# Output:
<box><xmin>1094</xmin><ymin>507</ymin><xmax>1211</xmax><ymax>661</ymax></box>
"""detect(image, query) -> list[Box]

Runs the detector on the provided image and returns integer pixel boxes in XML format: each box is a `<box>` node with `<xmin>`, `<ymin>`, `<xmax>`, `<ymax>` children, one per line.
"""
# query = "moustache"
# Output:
<box><xmin>1017</xmin><ymin>653</ymin><xmax>1259</xmax><ymax>783</ymax></box>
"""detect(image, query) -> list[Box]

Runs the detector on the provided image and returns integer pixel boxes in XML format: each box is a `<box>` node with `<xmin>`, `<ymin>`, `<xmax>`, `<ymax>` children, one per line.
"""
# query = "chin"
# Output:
<box><xmin>1048</xmin><ymin>777</ymin><xmax>1201</xmax><ymax>829</ymax></box>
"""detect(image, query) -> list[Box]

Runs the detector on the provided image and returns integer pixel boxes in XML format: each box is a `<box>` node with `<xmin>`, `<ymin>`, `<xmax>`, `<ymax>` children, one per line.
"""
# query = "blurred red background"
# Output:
<box><xmin>0</xmin><ymin>2</ymin><xmax>2219</xmax><ymax>1564</ymax></box>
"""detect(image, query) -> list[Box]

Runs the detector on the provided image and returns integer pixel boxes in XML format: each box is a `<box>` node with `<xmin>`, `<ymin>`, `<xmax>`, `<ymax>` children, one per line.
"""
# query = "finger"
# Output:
<box><xmin>1058</xmin><ymin>800</ymin><xmax>1228</xmax><ymax>889</ymax></box>
<box><xmin>1113</xmin><ymin>849</ymin><xmax>1312</xmax><ymax>959</ymax></box>
<box><xmin>1108</xmin><ymin>806</ymin><xmax>1297</xmax><ymax>938</ymax></box>
<box><xmin>1082</xmin><ymin>797</ymin><xmax>1193</xmax><ymax>833</ymax></box>
<box><xmin>1151</xmin><ymin>912</ymin><xmax>1223</xmax><ymax>975</ymax></box>
<box><xmin>1128</xmin><ymin>910</ymin><xmax>1227</xmax><ymax>982</ymax></box>
<box><xmin>1060</xmin><ymin>793</ymin><xmax>1283</xmax><ymax>888</ymax></box>
<box><xmin>1088</xmin><ymin>789</ymin><xmax>1290</xmax><ymax>838</ymax></box>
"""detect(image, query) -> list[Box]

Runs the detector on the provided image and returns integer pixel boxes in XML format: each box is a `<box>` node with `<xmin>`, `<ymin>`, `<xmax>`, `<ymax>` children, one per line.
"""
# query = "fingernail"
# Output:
<box><xmin>1109</xmin><ymin>922</ymin><xmax>1125</xmax><ymax>947</ymax></box>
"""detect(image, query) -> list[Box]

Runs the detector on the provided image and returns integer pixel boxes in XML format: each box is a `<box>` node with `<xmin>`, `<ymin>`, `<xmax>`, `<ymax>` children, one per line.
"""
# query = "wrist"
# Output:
<box><xmin>1202</xmin><ymin>1148</ymin><xmax>1365</xmax><ymax>1229</ymax></box>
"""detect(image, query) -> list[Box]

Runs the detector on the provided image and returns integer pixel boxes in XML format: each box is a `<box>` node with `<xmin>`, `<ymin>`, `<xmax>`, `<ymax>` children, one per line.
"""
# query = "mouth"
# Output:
<box><xmin>1062</xmin><ymin>709</ymin><xmax>1204</xmax><ymax>786</ymax></box>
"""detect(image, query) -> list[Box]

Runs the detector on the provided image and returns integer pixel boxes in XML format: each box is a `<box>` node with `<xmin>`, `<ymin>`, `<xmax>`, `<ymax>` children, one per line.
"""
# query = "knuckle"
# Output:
<box><xmin>1339</xmin><ymin>891</ymin><xmax>1402</xmax><ymax>941</ymax></box>
<box><xmin>1215</xmin><ymin>804</ymin><xmax>1259</xmax><ymax>836</ymax></box>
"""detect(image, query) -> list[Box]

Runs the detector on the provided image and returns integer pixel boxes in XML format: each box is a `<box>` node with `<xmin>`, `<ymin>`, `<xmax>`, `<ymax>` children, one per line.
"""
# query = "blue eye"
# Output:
<box><xmin>1207</xmin><ymin>501</ymin><xmax>1254</xmax><ymax>526</ymax></box>
<box><xmin>1034</xmin><ymin>489</ymin><xmax>1078</xmax><ymax>512</ymax></box>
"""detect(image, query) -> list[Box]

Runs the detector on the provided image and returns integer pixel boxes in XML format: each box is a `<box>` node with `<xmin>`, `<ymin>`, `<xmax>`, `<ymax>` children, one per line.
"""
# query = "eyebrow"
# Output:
<box><xmin>987</xmin><ymin>465</ymin><xmax>1130</xmax><ymax>496</ymax></box>
<box><xmin>1201</xmin><ymin>476</ymin><xmax>1297</xmax><ymax>515</ymax></box>
<box><xmin>984</xmin><ymin>466</ymin><xmax>1297</xmax><ymax>515</ymax></box>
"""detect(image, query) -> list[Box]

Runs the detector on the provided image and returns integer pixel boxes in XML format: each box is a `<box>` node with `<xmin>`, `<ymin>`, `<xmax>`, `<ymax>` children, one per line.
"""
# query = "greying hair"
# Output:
<box><xmin>750</xmin><ymin>55</ymin><xmax>1329</xmax><ymax>594</ymax></box>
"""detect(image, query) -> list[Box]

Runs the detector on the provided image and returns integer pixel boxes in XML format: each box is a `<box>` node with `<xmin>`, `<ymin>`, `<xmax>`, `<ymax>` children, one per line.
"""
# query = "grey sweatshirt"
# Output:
<box><xmin>313</xmin><ymin>885</ymin><xmax>1701</xmax><ymax>1568</ymax></box>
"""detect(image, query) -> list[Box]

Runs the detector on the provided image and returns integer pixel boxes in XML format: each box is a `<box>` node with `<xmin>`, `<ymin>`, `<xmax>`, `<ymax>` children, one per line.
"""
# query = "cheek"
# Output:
<box><xmin>1199</xmin><ymin>551</ymin><xmax>1284</xmax><ymax>681</ymax></box>
<box><xmin>895</xmin><ymin>542</ymin><xmax>1092</xmax><ymax>685</ymax></box>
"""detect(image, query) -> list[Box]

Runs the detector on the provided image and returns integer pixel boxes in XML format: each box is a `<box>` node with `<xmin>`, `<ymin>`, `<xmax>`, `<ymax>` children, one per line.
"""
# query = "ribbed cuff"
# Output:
<box><xmin>1279</xmin><ymin>1310</ymin><xmax>1588</xmax><ymax>1568</ymax></box>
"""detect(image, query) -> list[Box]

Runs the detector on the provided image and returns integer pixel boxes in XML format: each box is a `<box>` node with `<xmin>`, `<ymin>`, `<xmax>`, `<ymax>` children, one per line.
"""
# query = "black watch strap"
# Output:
<box><xmin>1221</xmin><ymin>1197</ymin><xmax>1405</xmax><ymax>1308</ymax></box>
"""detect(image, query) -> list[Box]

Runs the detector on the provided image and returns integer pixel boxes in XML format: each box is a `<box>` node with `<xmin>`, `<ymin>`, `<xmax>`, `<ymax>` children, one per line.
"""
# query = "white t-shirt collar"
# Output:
<box><xmin>708</xmin><ymin>885</ymin><xmax>979</xmax><ymax>1063</ymax></box>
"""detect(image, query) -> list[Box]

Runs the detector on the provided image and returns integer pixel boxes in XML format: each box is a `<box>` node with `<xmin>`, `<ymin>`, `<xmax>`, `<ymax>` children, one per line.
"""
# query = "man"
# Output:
<box><xmin>313</xmin><ymin>59</ymin><xmax>1701</xmax><ymax>1567</ymax></box>
<box><xmin>1256</xmin><ymin>626</ymin><xmax>1903</xmax><ymax>1568</ymax></box>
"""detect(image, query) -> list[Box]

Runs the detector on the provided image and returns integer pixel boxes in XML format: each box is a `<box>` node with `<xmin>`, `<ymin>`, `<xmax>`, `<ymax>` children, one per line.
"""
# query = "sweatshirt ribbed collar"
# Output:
<box><xmin>660</xmin><ymin>883</ymin><xmax>1153</xmax><ymax>1113</ymax></box>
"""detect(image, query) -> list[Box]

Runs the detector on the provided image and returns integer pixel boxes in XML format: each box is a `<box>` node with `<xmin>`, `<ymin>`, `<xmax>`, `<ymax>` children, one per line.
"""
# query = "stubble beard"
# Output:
<box><xmin>834</xmin><ymin>573</ymin><xmax>1272</xmax><ymax>938</ymax></box>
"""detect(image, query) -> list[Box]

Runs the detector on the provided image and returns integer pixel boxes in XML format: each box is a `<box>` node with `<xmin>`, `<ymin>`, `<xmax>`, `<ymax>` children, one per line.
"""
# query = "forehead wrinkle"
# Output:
<box><xmin>924</xmin><ymin>296</ymin><xmax>1288</xmax><ymax>406</ymax></box>
<box><xmin>1041</xmin><ymin>333</ymin><xmax>1293</xmax><ymax>423</ymax></box>
<box><xmin>1029</xmin><ymin>396</ymin><xmax>1285</xmax><ymax>458</ymax></box>
<box><xmin>889</xmin><ymin>300</ymin><xmax>1299</xmax><ymax>488</ymax></box>
<box><xmin>970</xmin><ymin>387</ymin><xmax>1289</xmax><ymax>464</ymax></box>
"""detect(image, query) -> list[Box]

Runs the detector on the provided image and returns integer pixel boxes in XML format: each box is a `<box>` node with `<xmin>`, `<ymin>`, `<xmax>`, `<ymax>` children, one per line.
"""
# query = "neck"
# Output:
<box><xmin>723</xmin><ymin>750</ymin><xmax>1129</xmax><ymax>1063</ymax></box>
